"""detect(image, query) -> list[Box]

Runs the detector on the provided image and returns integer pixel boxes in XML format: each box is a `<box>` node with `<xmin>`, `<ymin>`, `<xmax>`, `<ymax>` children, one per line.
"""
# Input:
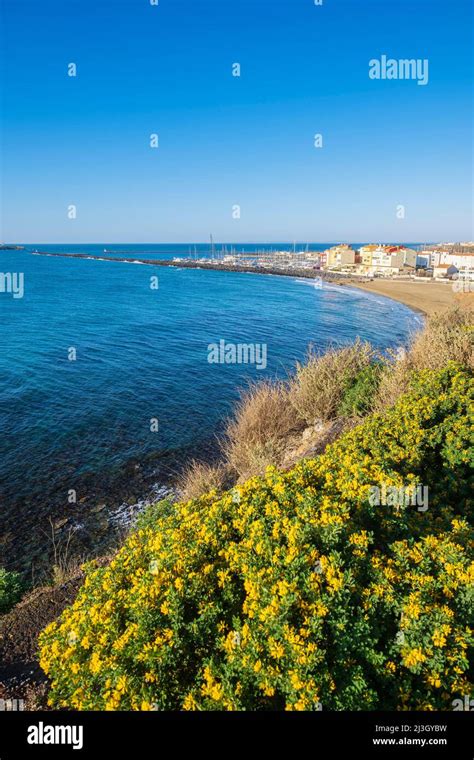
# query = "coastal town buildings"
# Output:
<box><xmin>424</xmin><ymin>250</ymin><xmax>474</xmax><ymax>281</ymax></box>
<box><xmin>166</xmin><ymin>242</ymin><xmax>473</xmax><ymax>282</ymax></box>
<box><xmin>359</xmin><ymin>245</ymin><xmax>378</xmax><ymax>268</ymax></box>
<box><xmin>433</xmin><ymin>263</ymin><xmax>459</xmax><ymax>279</ymax></box>
<box><xmin>370</xmin><ymin>247</ymin><xmax>403</xmax><ymax>275</ymax></box>
<box><xmin>317</xmin><ymin>250</ymin><xmax>328</xmax><ymax>268</ymax></box>
<box><xmin>445</xmin><ymin>253</ymin><xmax>474</xmax><ymax>271</ymax></box>
<box><xmin>324</xmin><ymin>245</ymin><xmax>418</xmax><ymax>277</ymax></box>
<box><xmin>432</xmin><ymin>251</ymin><xmax>474</xmax><ymax>271</ymax></box>
<box><xmin>416</xmin><ymin>251</ymin><xmax>433</xmax><ymax>268</ymax></box>
<box><xmin>325</xmin><ymin>244</ymin><xmax>357</xmax><ymax>268</ymax></box>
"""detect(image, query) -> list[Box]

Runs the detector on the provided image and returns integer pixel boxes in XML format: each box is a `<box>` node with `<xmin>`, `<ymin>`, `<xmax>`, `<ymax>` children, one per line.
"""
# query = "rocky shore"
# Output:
<box><xmin>0</xmin><ymin>436</ymin><xmax>221</xmax><ymax>580</ymax></box>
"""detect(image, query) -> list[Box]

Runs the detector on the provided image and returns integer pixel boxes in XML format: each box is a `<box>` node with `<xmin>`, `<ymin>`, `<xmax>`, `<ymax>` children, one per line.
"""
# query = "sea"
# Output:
<box><xmin>0</xmin><ymin>243</ymin><xmax>423</xmax><ymax>572</ymax></box>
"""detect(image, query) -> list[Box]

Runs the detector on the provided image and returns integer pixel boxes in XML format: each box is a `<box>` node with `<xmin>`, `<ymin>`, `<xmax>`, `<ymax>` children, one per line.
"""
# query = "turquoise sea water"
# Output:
<box><xmin>0</xmin><ymin>244</ymin><xmax>422</xmax><ymax>566</ymax></box>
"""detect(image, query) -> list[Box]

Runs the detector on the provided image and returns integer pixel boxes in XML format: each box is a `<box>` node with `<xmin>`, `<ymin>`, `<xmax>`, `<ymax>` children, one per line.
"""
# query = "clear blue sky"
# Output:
<box><xmin>1</xmin><ymin>0</ymin><xmax>472</xmax><ymax>243</ymax></box>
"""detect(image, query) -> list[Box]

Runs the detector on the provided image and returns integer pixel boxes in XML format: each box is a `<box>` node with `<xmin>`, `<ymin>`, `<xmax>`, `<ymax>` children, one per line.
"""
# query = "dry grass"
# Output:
<box><xmin>42</xmin><ymin>518</ymin><xmax>84</xmax><ymax>587</ymax></box>
<box><xmin>187</xmin><ymin>307</ymin><xmax>473</xmax><ymax>487</ymax></box>
<box><xmin>289</xmin><ymin>339</ymin><xmax>374</xmax><ymax>424</ymax></box>
<box><xmin>408</xmin><ymin>306</ymin><xmax>473</xmax><ymax>371</ymax></box>
<box><xmin>178</xmin><ymin>460</ymin><xmax>230</xmax><ymax>501</ymax></box>
<box><xmin>373</xmin><ymin>350</ymin><xmax>412</xmax><ymax>412</ymax></box>
<box><xmin>374</xmin><ymin>306</ymin><xmax>473</xmax><ymax>411</ymax></box>
<box><xmin>223</xmin><ymin>380</ymin><xmax>302</xmax><ymax>479</ymax></box>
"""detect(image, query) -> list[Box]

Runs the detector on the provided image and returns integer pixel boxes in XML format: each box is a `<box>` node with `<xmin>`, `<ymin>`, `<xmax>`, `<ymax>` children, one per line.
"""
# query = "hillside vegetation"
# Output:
<box><xmin>180</xmin><ymin>307</ymin><xmax>474</xmax><ymax>498</ymax></box>
<box><xmin>39</xmin><ymin>350</ymin><xmax>473</xmax><ymax>709</ymax></box>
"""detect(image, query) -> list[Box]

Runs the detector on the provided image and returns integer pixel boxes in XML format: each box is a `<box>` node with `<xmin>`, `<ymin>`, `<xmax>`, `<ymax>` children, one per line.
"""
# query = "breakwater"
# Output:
<box><xmin>28</xmin><ymin>250</ymin><xmax>372</xmax><ymax>283</ymax></box>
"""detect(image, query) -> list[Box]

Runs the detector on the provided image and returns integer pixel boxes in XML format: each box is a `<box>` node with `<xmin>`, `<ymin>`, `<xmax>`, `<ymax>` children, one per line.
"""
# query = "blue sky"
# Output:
<box><xmin>1</xmin><ymin>0</ymin><xmax>472</xmax><ymax>243</ymax></box>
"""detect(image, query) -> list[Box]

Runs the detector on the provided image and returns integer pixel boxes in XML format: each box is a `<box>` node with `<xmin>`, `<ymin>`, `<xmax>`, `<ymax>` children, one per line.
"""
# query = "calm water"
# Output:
<box><xmin>0</xmin><ymin>244</ymin><xmax>422</xmax><ymax>564</ymax></box>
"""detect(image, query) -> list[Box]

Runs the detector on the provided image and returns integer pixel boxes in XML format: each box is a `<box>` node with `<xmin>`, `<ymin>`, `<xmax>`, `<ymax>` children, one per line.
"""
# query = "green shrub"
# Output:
<box><xmin>39</xmin><ymin>365</ymin><xmax>474</xmax><ymax>711</ymax></box>
<box><xmin>290</xmin><ymin>339</ymin><xmax>374</xmax><ymax>424</ymax></box>
<box><xmin>338</xmin><ymin>362</ymin><xmax>383</xmax><ymax>417</ymax></box>
<box><xmin>373</xmin><ymin>307</ymin><xmax>474</xmax><ymax>413</ymax></box>
<box><xmin>0</xmin><ymin>568</ymin><xmax>24</xmax><ymax>614</ymax></box>
<box><xmin>134</xmin><ymin>499</ymin><xmax>175</xmax><ymax>531</ymax></box>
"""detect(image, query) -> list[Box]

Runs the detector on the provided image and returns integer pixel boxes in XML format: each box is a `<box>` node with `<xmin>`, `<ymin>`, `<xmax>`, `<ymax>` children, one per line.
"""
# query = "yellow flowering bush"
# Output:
<box><xmin>39</xmin><ymin>365</ymin><xmax>473</xmax><ymax>710</ymax></box>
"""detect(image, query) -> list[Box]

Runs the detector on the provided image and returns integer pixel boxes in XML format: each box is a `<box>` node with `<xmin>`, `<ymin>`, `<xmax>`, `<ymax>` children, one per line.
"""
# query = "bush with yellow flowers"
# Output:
<box><xmin>39</xmin><ymin>364</ymin><xmax>473</xmax><ymax>710</ymax></box>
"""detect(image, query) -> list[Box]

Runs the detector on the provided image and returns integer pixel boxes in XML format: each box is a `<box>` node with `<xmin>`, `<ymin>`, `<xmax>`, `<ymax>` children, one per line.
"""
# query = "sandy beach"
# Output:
<box><xmin>343</xmin><ymin>279</ymin><xmax>473</xmax><ymax>316</ymax></box>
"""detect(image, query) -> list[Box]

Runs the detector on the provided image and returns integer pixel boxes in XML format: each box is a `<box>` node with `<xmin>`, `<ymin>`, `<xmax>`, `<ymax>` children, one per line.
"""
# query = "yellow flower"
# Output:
<box><xmin>403</xmin><ymin>648</ymin><xmax>426</xmax><ymax>669</ymax></box>
<box><xmin>201</xmin><ymin>666</ymin><xmax>224</xmax><ymax>702</ymax></box>
<box><xmin>183</xmin><ymin>693</ymin><xmax>199</xmax><ymax>710</ymax></box>
<box><xmin>269</xmin><ymin>641</ymin><xmax>285</xmax><ymax>660</ymax></box>
<box><xmin>432</xmin><ymin>628</ymin><xmax>449</xmax><ymax>647</ymax></box>
<box><xmin>290</xmin><ymin>671</ymin><xmax>304</xmax><ymax>691</ymax></box>
<box><xmin>89</xmin><ymin>652</ymin><xmax>103</xmax><ymax>674</ymax></box>
<box><xmin>116</xmin><ymin>675</ymin><xmax>127</xmax><ymax>693</ymax></box>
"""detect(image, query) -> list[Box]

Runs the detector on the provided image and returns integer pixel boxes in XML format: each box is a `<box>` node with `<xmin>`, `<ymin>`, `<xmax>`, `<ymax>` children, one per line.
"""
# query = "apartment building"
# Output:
<box><xmin>324</xmin><ymin>245</ymin><xmax>356</xmax><ymax>268</ymax></box>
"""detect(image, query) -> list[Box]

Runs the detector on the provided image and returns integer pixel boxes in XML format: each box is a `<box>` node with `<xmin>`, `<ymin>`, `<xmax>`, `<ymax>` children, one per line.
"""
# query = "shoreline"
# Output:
<box><xmin>0</xmin><ymin>433</ymin><xmax>223</xmax><ymax>577</ymax></box>
<box><xmin>5</xmin><ymin>249</ymin><xmax>463</xmax><ymax>574</ymax></box>
<box><xmin>26</xmin><ymin>249</ymin><xmax>466</xmax><ymax>317</ymax></box>
<box><xmin>5</xmin><ymin>250</ymin><xmax>429</xmax><ymax>576</ymax></box>
<box><xmin>340</xmin><ymin>278</ymin><xmax>464</xmax><ymax>317</ymax></box>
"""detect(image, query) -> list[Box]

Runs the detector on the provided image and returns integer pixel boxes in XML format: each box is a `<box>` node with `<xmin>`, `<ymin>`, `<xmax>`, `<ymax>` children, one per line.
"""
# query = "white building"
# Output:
<box><xmin>433</xmin><ymin>263</ymin><xmax>458</xmax><ymax>279</ymax></box>
<box><xmin>429</xmin><ymin>251</ymin><xmax>474</xmax><ymax>280</ymax></box>
<box><xmin>400</xmin><ymin>247</ymin><xmax>417</xmax><ymax>268</ymax></box>
<box><xmin>416</xmin><ymin>251</ymin><xmax>433</xmax><ymax>268</ymax></box>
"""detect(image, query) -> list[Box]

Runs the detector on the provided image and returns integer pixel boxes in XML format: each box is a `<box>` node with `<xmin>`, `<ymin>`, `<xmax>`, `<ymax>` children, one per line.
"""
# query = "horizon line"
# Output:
<box><xmin>6</xmin><ymin>239</ymin><xmax>441</xmax><ymax>246</ymax></box>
